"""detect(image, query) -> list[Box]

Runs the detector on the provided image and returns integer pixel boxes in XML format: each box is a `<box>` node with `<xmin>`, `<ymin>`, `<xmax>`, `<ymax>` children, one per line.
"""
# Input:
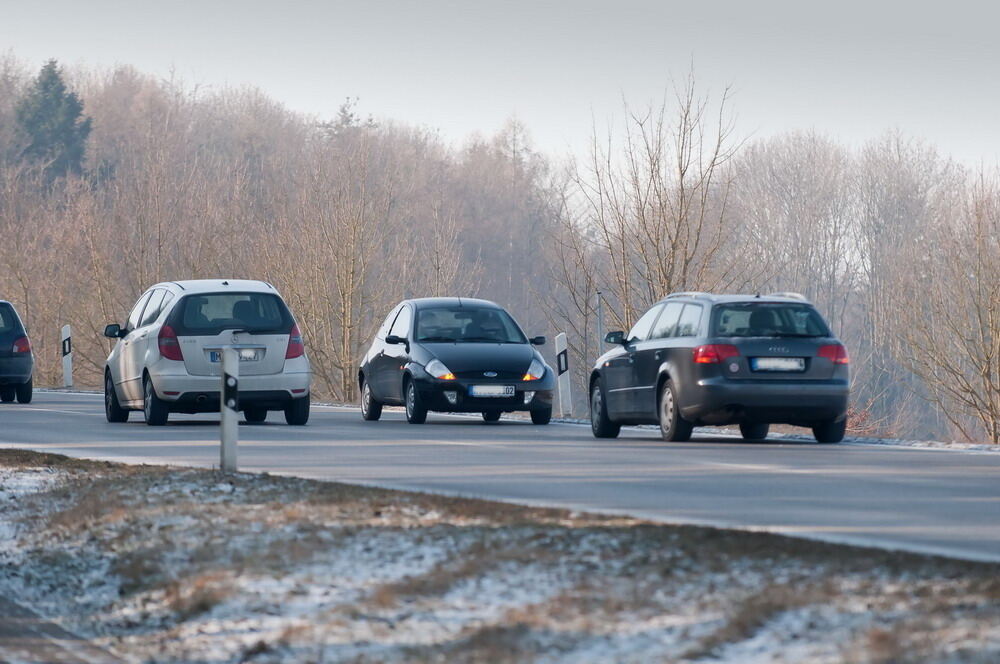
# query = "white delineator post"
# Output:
<box><xmin>555</xmin><ymin>332</ymin><xmax>571</xmax><ymax>417</ymax></box>
<box><xmin>60</xmin><ymin>325</ymin><xmax>72</xmax><ymax>388</ymax></box>
<box><xmin>220</xmin><ymin>347</ymin><xmax>238</xmax><ymax>472</ymax></box>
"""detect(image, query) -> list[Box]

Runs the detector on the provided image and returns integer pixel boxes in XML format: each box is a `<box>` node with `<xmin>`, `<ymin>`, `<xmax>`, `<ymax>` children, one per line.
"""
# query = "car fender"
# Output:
<box><xmin>656</xmin><ymin>360</ymin><xmax>678</xmax><ymax>405</ymax></box>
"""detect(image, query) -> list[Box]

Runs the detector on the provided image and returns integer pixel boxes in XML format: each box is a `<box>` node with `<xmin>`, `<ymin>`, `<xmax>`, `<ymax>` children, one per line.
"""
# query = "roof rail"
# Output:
<box><xmin>170</xmin><ymin>281</ymin><xmax>186</xmax><ymax>291</ymax></box>
<box><xmin>665</xmin><ymin>291</ymin><xmax>711</xmax><ymax>300</ymax></box>
<box><xmin>766</xmin><ymin>291</ymin><xmax>809</xmax><ymax>302</ymax></box>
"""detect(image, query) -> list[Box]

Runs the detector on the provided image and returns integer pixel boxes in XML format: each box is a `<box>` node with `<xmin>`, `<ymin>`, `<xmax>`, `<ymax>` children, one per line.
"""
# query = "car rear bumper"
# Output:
<box><xmin>680</xmin><ymin>376</ymin><xmax>849</xmax><ymax>426</ymax></box>
<box><xmin>0</xmin><ymin>356</ymin><xmax>32</xmax><ymax>385</ymax></box>
<box><xmin>412</xmin><ymin>376</ymin><xmax>554</xmax><ymax>413</ymax></box>
<box><xmin>150</xmin><ymin>368</ymin><xmax>310</xmax><ymax>411</ymax></box>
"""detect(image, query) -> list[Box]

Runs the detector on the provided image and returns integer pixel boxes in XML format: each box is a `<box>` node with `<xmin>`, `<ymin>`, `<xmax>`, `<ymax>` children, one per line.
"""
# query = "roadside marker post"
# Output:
<box><xmin>220</xmin><ymin>348</ymin><xmax>239</xmax><ymax>472</ymax></box>
<box><xmin>555</xmin><ymin>332</ymin><xmax>571</xmax><ymax>417</ymax></box>
<box><xmin>60</xmin><ymin>325</ymin><xmax>72</xmax><ymax>388</ymax></box>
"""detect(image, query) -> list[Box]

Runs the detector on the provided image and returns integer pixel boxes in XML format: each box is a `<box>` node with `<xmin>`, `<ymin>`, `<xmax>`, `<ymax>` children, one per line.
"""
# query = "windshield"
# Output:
<box><xmin>415</xmin><ymin>306</ymin><xmax>527</xmax><ymax>344</ymax></box>
<box><xmin>713</xmin><ymin>303</ymin><xmax>831</xmax><ymax>338</ymax></box>
<box><xmin>173</xmin><ymin>292</ymin><xmax>292</xmax><ymax>335</ymax></box>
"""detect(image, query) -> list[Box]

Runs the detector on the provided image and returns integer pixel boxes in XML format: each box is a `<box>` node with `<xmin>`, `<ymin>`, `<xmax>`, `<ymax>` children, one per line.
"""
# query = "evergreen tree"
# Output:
<box><xmin>15</xmin><ymin>60</ymin><xmax>91</xmax><ymax>178</ymax></box>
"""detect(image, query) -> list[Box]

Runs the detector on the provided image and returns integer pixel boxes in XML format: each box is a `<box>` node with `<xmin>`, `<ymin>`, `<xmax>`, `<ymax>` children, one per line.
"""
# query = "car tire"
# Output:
<box><xmin>813</xmin><ymin>419</ymin><xmax>846</xmax><ymax>444</ymax></box>
<box><xmin>482</xmin><ymin>409</ymin><xmax>502</xmax><ymax>423</ymax></box>
<box><xmin>404</xmin><ymin>379</ymin><xmax>427</xmax><ymax>424</ymax></box>
<box><xmin>14</xmin><ymin>378</ymin><xmax>32</xmax><ymax>404</ymax></box>
<box><xmin>360</xmin><ymin>378</ymin><xmax>382</xmax><ymax>421</ymax></box>
<box><xmin>530</xmin><ymin>407</ymin><xmax>552</xmax><ymax>425</ymax></box>
<box><xmin>143</xmin><ymin>376</ymin><xmax>169</xmax><ymax>426</ymax></box>
<box><xmin>590</xmin><ymin>381</ymin><xmax>620</xmax><ymax>439</ymax></box>
<box><xmin>244</xmin><ymin>408</ymin><xmax>268</xmax><ymax>424</ymax></box>
<box><xmin>285</xmin><ymin>395</ymin><xmax>310</xmax><ymax>426</ymax></box>
<box><xmin>0</xmin><ymin>388</ymin><xmax>14</xmax><ymax>403</ymax></box>
<box><xmin>739</xmin><ymin>422</ymin><xmax>769</xmax><ymax>442</ymax></box>
<box><xmin>659</xmin><ymin>380</ymin><xmax>693</xmax><ymax>442</ymax></box>
<box><xmin>105</xmin><ymin>373</ymin><xmax>129</xmax><ymax>423</ymax></box>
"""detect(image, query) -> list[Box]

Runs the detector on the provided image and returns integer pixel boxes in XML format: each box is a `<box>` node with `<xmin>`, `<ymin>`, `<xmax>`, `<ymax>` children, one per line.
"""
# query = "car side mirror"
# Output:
<box><xmin>104</xmin><ymin>323</ymin><xmax>123</xmax><ymax>339</ymax></box>
<box><xmin>385</xmin><ymin>335</ymin><xmax>404</xmax><ymax>345</ymax></box>
<box><xmin>605</xmin><ymin>330</ymin><xmax>626</xmax><ymax>345</ymax></box>
<box><xmin>530</xmin><ymin>336</ymin><xmax>546</xmax><ymax>346</ymax></box>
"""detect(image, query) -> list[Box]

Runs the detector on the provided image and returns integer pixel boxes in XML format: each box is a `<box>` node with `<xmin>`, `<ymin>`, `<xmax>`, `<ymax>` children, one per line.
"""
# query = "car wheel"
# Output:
<box><xmin>482</xmin><ymin>409</ymin><xmax>502</xmax><ymax>423</ymax></box>
<box><xmin>404</xmin><ymin>379</ymin><xmax>427</xmax><ymax>424</ymax></box>
<box><xmin>285</xmin><ymin>395</ymin><xmax>310</xmax><ymax>426</ymax></box>
<box><xmin>143</xmin><ymin>376</ymin><xmax>169</xmax><ymax>426</ymax></box>
<box><xmin>0</xmin><ymin>388</ymin><xmax>14</xmax><ymax>403</ymax></box>
<box><xmin>360</xmin><ymin>378</ymin><xmax>383</xmax><ymax>421</ymax></box>
<box><xmin>530</xmin><ymin>406</ymin><xmax>552</xmax><ymax>425</ymax></box>
<box><xmin>244</xmin><ymin>407</ymin><xmax>268</xmax><ymax>424</ymax></box>
<box><xmin>813</xmin><ymin>419</ymin><xmax>846</xmax><ymax>444</ymax></box>
<box><xmin>739</xmin><ymin>422</ymin><xmax>769</xmax><ymax>442</ymax></box>
<box><xmin>590</xmin><ymin>382</ymin><xmax>620</xmax><ymax>438</ymax></box>
<box><xmin>14</xmin><ymin>377</ymin><xmax>32</xmax><ymax>404</ymax></box>
<box><xmin>659</xmin><ymin>380</ymin><xmax>693</xmax><ymax>442</ymax></box>
<box><xmin>105</xmin><ymin>373</ymin><xmax>129</xmax><ymax>423</ymax></box>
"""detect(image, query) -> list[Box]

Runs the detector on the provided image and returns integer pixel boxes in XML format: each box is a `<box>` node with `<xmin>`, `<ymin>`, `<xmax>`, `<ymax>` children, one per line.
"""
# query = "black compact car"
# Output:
<box><xmin>359</xmin><ymin>298</ymin><xmax>555</xmax><ymax>424</ymax></box>
<box><xmin>589</xmin><ymin>292</ymin><xmax>849</xmax><ymax>443</ymax></box>
<box><xmin>0</xmin><ymin>300</ymin><xmax>33</xmax><ymax>404</ymax></box>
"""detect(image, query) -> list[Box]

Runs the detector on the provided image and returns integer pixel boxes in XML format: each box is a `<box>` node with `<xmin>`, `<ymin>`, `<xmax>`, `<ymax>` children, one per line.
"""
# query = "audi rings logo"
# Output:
<box><xmin>483</xmin><ymin>371</ymin><xmax>498</xmax><ymax>378</ymax></box>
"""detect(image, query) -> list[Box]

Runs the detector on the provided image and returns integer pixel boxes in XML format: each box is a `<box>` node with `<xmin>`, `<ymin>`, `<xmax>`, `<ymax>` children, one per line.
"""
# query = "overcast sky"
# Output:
<box><xmin>2</xmin><ymin>0</ymin><xmax>998</xmax><ymax>165</ymax></box>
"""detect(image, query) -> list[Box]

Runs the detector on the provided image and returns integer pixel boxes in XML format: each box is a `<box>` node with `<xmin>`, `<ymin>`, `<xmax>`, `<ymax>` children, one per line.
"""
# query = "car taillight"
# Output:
<box><xmin>157</xmin><ymin>325</ymin><xmax>184</xmax><ymax>361</ymax></box>
<box><xmin>286</xmin><ymin>323</ymin><xmax>305</xmax><ymax>359</ymax></box>
<box><xmin>693</xmin><ymin>344</ymin><xmax>740</xmax><ymax>364</ymax></box>
<box><xmin>12</xmin><ymin>336</ymin><xmax>31</xmax><ymax>354</ymax></box>
<box><xmin>818</xmin><ymin>344</ymin><xmax>849</xmax><ymax>364</ymax></box>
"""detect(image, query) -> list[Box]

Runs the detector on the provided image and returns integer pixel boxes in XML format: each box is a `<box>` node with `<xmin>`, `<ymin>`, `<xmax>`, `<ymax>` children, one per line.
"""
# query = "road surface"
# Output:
<box><xmin>3</xmin><ymin>392</ymin><xmax>999</xmax><ymax>562</ymax></box>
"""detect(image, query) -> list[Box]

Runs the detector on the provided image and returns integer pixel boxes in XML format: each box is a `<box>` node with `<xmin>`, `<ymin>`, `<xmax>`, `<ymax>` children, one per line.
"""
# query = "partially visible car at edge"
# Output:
<box><xmin>0</xmin><ymin>300</ymin><xmax>33</xmax><ymax>404</ymax></box>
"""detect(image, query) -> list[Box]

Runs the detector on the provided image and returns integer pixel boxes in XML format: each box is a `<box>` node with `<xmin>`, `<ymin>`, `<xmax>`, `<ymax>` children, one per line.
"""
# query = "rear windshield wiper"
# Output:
<box><xmin>771</xmin><ymin>333</ymin><xmax>825</xmax><ymax>338</ymax></box>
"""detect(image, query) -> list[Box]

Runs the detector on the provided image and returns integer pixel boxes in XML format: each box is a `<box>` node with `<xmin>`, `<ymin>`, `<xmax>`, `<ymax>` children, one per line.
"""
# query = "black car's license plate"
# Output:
<box><xmin>469</xmin><ymin>385</ymin><xmax>516</xmax><ymax>397</ymax></box>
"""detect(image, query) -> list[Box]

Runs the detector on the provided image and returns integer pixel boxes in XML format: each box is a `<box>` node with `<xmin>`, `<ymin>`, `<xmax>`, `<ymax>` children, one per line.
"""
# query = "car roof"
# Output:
<box><xmin>407</xmin><ymin>297</ymin><xmax>501</xmax><ymax>310</ymax></box>
<box><xmin>659</xmin><ymin>292</ymin><xmax>814</xmax><ymax>306</ymax></box>
<box><xmin>147</xmin><ymin>279</ymin><xmax>279</xmax><ymax>295</ymax></box>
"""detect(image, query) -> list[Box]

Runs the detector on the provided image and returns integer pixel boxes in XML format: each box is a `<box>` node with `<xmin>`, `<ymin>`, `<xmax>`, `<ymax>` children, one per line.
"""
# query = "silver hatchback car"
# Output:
<box><xmin>103</xmin><ymin>280</ymin><xmax>311</xmax><ymax>425</ymax></box>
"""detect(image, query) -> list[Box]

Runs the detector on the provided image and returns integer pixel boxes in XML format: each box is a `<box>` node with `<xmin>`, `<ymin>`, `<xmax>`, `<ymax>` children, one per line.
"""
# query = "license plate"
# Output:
<box><xmin>752</xmin><ymin>357</ymin><xmax>805</xmax><ymax>372</ymax></box>
<box><xmin>210</xmin><ymin>349</ymin><xmax>261</xmax><ymax>363</ymax></box>
<box><xmin>469</xmin><ymin>385</ymin><xmax>515</xmax><ymax>398</ymax></box>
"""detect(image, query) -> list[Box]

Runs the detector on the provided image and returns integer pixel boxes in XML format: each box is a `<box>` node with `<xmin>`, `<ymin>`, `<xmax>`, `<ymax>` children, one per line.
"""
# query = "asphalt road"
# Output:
<box><xmin>3</xmin><ymin>391</ymin><xmax>999</xmax><ymax>562</ymax></box>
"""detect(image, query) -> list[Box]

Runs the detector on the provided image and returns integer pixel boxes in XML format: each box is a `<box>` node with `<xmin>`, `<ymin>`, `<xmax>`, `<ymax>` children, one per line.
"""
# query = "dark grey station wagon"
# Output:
<box><xmin>589</xmin><ymin>292</ymin><xmax>849</xmax><ymax>443</ymax></box>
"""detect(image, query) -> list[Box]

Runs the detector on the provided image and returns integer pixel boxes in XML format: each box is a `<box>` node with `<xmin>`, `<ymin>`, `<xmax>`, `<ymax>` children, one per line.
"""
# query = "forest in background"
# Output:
<box><xmin>2</xmin><ymin>55</ymin><xmax>998</xmax><ymax>443</ymax></box>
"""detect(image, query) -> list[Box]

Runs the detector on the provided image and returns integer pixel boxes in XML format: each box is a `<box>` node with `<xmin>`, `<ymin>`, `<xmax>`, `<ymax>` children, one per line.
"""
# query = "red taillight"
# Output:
<box><xmin>12</xmin><ymin>336</ymin><xmax>31</xmax><ymax>354</ymax></box>
<box><xmin>157</xmin><ymin>325</ymin><xmax>184</xmax><ymax>361</ymax></box>
<box><xmin>285</xmin><ymin>323</ymin><xmax>305</xmax><ymax>359</ymax></box>
<box><xmin>818</xmin><ymin>344</ymin><xmax>849</xmax><ymax>365</ymax></box>
<box><xmin>693</xmin><ymin>344</ymin><xmax>740</xmax><ymax>364</ymax></box>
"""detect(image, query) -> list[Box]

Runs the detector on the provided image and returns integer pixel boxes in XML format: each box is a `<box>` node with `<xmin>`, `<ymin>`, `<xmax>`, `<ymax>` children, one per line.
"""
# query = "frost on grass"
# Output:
<box><xmin>1</xmin><ymin>449</ymin><xmax>998</xmax><ymax>663</ymax></box>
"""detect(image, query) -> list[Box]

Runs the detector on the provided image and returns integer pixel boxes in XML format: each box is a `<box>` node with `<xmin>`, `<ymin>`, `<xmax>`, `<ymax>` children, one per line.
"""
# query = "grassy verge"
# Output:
<box><xmin>1</xmin><ymin>448</ymin><xmax>998</xmax><ymax>663</ymax></box>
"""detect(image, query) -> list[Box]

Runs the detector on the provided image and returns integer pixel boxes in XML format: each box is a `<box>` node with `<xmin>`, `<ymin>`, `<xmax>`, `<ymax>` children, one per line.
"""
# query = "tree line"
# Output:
<box><xmin>1</xmin><ymin>56</ymin><xmax>997</xmax><ymax>443</ymax></box>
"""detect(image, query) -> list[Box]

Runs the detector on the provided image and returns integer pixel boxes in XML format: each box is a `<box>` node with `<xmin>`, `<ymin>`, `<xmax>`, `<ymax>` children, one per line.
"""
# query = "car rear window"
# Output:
<box><xmin>0</xmin><ymin>304</ymin><xmax>16</xmax><ymax>335</ymax></box>
<box><xmin>171</xmin><ymin>292</ymin><xmax>292</xmax><ymax>335</ymax></box>
<box><xmin>713</xmin><ymin>303</ymin><xmax>831</xmax><ymax>338</ymax></box>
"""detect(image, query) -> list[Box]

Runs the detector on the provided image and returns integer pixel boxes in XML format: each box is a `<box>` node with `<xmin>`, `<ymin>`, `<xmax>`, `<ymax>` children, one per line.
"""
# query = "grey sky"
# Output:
<box><xmin>2</xmin><ymin>0</ymin><xmax>998</xmax><ymax>165</ymax></box>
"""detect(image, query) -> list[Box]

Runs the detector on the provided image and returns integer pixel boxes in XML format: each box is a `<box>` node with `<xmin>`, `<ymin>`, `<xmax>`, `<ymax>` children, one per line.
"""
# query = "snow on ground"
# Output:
<box><xmin>1</xmin><ymin>450</ymin><xmax>998</xmax><ymax>663</ymax></box>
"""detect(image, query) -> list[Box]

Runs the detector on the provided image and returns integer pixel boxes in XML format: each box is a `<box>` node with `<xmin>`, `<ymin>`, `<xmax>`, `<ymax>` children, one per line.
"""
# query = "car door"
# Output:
<box><xmin>605</xmin><ymin>304</ymin><xmax>663</xmax><ymax>417</ymax></box>
<box><xmin>380</xmin><ymin>303</ymin><xmax>412</xmax><ymax>403</ymax></box>
<box><xmin>631</xmin><ymin>302</ymin><xmax>684</xmax><ymax>419</ymax></box>
<box><xmin>119</xmin><ymin>291</ymin><xmax>154</xmax><ymax>403</ymax></box>
<box><xmin>129</xmin><ymin>288</ymin><xmax>168</xmax><ymax>379</ymax></box>
<box><xmin>367</xmin><ymin>305</ymin><xmax>401</xmax><ymax>400</ymax></box>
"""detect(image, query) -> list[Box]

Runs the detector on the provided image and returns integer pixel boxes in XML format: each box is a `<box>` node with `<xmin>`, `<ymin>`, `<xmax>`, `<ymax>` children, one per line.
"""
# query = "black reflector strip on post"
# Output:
<box><xmin>557</xmin><ymin>349</ymin><xmax>569</xmax><ymax>375</ymax></box>
<box><xmin>62</xmin><ymin>338</ymin><xmax>72</xmax><ymax>357</ymax></box>
<box><xmin>223</xmin><ymin>372</ymin><xmax>239</xmax><ymax>411</ymax></box>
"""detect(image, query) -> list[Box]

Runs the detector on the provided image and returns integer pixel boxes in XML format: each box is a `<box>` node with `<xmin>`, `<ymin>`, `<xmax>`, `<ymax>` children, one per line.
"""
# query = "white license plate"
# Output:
<box><xmin>469</xmin><ymin>385</ymin><xmax>516</xmax><ymax>398</ymax></box>
<box><xmin>752</xmin><ymin>357</ymin><xmax>805</xmax><ymax>372</ymax></box>
<box><xmin>210</xmin><ymin>349</ymin><xmax>261</xmax><ymax>363</ymax></box>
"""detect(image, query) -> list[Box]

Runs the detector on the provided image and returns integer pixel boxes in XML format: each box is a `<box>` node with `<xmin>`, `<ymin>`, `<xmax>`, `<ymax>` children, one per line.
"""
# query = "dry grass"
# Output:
<box><xmin>163</xmin><ymin>571</ymin><xmax>234</xmax><ymax>620</ymax></box>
